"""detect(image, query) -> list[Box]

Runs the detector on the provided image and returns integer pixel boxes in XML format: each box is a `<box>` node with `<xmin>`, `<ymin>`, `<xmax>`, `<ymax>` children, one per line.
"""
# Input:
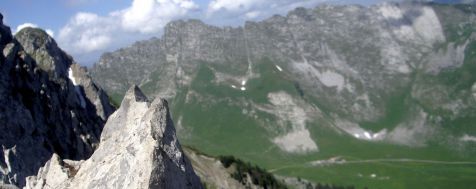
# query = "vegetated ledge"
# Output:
<box><xmin>184</xmin><ymin>145</ymin><xmax>362</xmax><ymax>189</ymax></box>
<box><xmin>218</xmin><ymin>155</ymin><xmax>288</xmax><ymax>189</ymax></box>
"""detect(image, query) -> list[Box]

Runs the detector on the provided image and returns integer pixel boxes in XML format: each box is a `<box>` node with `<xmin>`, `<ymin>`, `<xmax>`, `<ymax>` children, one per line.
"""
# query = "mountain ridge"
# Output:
<box><xmin>90</xmin><ymin>2</ymin><xmax>476</xmax><ymax>188</ymax></box>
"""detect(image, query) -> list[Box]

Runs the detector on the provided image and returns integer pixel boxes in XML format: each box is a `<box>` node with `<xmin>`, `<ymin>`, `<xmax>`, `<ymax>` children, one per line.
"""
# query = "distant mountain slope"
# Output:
<box><xmin>0</xmin><ymin>14</ymin><xmax>114</xmax><ymax>187</ymax></box>
<box><xmin>91</xmin><ymin>3</ymin><xmax>476</xmax><ymax>188</ymax></box>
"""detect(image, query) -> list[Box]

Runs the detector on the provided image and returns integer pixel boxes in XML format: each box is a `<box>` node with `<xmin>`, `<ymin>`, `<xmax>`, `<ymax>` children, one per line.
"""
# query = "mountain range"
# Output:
<box><xmin>1</xmin><ymin>1</ymin><xmax>476</xmax><ymax>189</ymax></box>
<box><xmin>91</xmin><ymin>2</ymin><xmax>476</xmax><ymax>188</ymax></box>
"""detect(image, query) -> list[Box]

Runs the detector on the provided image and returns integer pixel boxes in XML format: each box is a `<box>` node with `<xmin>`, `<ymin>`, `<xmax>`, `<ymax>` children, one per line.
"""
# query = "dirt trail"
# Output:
<box><xmin>269</xmin><ymin>158</ymin><xmax>476</xmax><ymax>172</ymax></box>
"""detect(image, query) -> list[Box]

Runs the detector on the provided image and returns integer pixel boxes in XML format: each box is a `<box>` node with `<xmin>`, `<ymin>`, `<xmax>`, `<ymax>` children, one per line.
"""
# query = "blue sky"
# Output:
<box><xmin>0</xmin><ymin>0</ymin><xmax>457</xmax><ymax>66</ymax></box>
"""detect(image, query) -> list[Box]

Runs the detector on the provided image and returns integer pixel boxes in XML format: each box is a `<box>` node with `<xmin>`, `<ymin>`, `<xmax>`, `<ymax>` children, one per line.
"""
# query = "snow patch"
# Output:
<box><xmin>335</xmin><ymin>109</ymin><xmax>432</xmax><ymax>146</ymax></box>
<box><xmin>68</xmin><ymin>68</ymin><xmax>78</xmax><ymax>85</ymax></box>
<box><xmin>364</xmin><ymin>132</ymin><xmax>372</xmax><ymax>139</ymax></box>
<box><xmin>240</xmin><ymin>87</ymin><xmax>246</xmax><ymax>91</ymax></box>
<box><xmin>231</xmin><ymin>85</ymin><xmax>237</xmax><ymax>89</ymax></box>
<box><xmin>241</xmin><ymin>80</ymin><xmax>247</xmax><ymax>86</ymax></box>
<box><xmin>334</xmin><ymin>119</ymin><xmax>387</xmax><ymax>141</ymax></box>
<box><xmin>68</xmin><ymin>68</ymin><xmax>86</xmax><ymax>108</ymax></box>
<box><xmin>275</xmin><ymin>65</ymin><xmax>283</xmax><ymax>72</ymax></box>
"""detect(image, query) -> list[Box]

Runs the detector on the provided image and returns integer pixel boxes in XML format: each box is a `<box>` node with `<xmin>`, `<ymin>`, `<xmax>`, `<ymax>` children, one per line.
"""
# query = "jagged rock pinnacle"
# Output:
<box><xmin>25</xmin><ymin>86</ymin><xmax>203</xmax><ymax>189</ymax></box>
<box><xmin>125</xmin><ymin>84</ymin><xmax>149</xmax><ymax>102</ymax></box>
<box><xmin>15</xmin><ymin>27</ymin><xmax>71</xmax><ymax>79</ymax></box>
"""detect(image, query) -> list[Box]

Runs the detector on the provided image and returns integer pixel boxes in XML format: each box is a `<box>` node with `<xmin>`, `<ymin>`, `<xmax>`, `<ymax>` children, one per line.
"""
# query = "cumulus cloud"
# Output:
<box><xmin>58</xmin><ymin>0</ymin><xmax>344</xmax><ymax>65</ymax></box>
<box><xmin>45</xmin><ymin>29</ymin><xmax>55</xmax><ymax>37</ymax></box>
<box><xmin>120</xmin><ymin>0</ymin><xmax>198</xmax><ymax>33</ymax></box>
<box><xmin>16</xmin><ymin>23</ymin><xmax>38</xmax><ymax>33</ymax></box>
<box><xmin>58</xmin><ymin>0</ymin><xmax>198</xmax><ymax>57</ymax></box>
<box><xmin>58</xmin><ymin>12</ymin><xmax>116</xmax><ymax>53</ymax></box>
<box><xmin>15</xmin><ymin>23</ymin><xmax>55</xmax><ymax>37</ymax></box>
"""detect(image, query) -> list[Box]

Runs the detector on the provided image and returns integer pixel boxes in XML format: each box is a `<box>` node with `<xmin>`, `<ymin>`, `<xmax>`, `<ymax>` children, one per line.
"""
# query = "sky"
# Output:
<box><xmin>0</xmin><ymin>0</ymin><xmax>466</xmax><ymax>66</ymax></box>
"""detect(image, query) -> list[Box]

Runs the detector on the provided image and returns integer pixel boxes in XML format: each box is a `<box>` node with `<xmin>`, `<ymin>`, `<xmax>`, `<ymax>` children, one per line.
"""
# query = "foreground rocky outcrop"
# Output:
<box><xmin>25</xmin><ymin>86</ymin><xmax>203</xmax><ymax>189</ymax></box>
<box><xmin>0</xmin><ymin>14</ymin><xmax>114</xmax><ymax>187</ymax></box>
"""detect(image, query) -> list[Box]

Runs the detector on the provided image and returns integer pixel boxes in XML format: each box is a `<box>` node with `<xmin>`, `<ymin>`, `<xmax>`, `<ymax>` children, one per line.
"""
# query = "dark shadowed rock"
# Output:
<box><xmin>0</xmin><ymin>18</ymin><xmax>114</xmax><ymax>187</ymax></box>
<box><xmin>0</xmin><ymin>13</ymin><xmax>12</xmax><ymax>51</ymax></box>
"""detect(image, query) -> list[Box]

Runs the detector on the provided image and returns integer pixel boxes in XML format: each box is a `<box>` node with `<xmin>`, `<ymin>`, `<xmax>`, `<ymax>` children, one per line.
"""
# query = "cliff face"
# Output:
<box><xmin>90</xmin><ymin>3</ymin><xmax>476</xmax><ymax>151</ymax></box>
<box><xmin>25</xmin><ymin>86</ymin><xmax>203</xmax><ymax>189</ymax></box>
<box><xmin>0</xmin><ymin>14</ymin><xmax>115</xmax><ymax>187</ymax></box>
<box><xmin>91</xmin><ymin>3</ymin><xmax>466</xmax><ymax>119</ymax></box>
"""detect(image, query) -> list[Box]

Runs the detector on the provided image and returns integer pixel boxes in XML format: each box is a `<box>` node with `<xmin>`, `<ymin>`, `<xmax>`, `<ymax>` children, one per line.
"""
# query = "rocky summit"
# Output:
<box><xmin>25</xmin><ymin>86</ymin><xmax>203</xmax><ymax>189</ymax></box>
<box><xmin>0</xmin><ymin>15</ymin><xmax>116</xmax><ymax>187</ymax></box>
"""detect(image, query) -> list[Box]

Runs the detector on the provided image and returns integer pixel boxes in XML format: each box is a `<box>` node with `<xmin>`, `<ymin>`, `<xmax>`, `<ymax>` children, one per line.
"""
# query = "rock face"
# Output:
<box><xmin>90</xmin><ymin>2</ymin><xmax>476</xmax><ymax>151</ymax></box>
<box><xmin>0</xmin><ymin>13</ymin><xmax>12</xmax><ymax>50</ymax></box>
<box><xmin>0</xmin><ymin>17</ymin><xmax>114</xmax><ymax>187</ymax></box>
<box><xmin>91</xmin><ymin>3</ymin><xmax>468</xmax><ymax>120</ymax></box>
<box><xmin>69</xmin><ymin>63</ymin><xmax>115</xmax><ymax>120</ymax></box>
<box><xmin>25</xmin><ymin>86</ymin><xmax>203</xmax><ymax>189</ymax></box>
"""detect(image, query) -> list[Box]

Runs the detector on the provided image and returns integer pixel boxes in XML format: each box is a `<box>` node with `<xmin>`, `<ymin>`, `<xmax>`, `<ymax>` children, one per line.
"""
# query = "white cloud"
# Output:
<box><xmin>15</xmin><ymin>22</ymin><xmax>55</xmax><ymax>37</ymax></box>
<box><xmin>16</xmin><ymin>23</ymin><xmax>38</xmax><ymax>33</ymax></box>
<box><xmin>45</xmin><ymin>29</ymin><xmax>55</xmax><ymax>37</ymax></box>
<box><xmin>58</xmin><ymin>0</ymin><xmax>198</xmax><ymax>57</ymax></box>
<box><xmin>58</xmin><ymin>12</ymin><xmax>116</xmax><ymax>53</ymax></box>
<box><xmin>119</xmin><ymin>0</ymin><xmax>198</xmax><ymax>33</ymax></box>
<box><xmin>59</xmin><ymin>0</ymin><xmax>346</xmax><ymax>65</ymax></box>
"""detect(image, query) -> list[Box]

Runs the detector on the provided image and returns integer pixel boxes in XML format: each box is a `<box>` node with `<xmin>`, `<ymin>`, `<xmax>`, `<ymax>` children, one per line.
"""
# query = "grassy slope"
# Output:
<box><xmin>168</xmin><ymin>57</ymin><xmax>476</xmax><ymax>189</ymax></box>
<box><xmin>104</xmin><ymin>44</ymin><xmax>476</xmax><ymax>189</ymax></box>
